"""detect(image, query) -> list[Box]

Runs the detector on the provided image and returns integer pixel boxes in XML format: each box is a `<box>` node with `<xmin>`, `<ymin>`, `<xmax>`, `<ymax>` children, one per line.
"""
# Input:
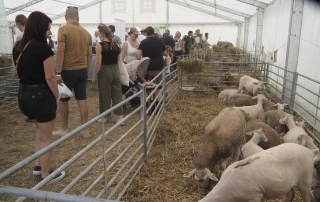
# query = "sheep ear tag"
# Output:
<box><xmin>245</xmin><ymin>132</ymin><xmax>253</xmax><ymax>136</ymax></box>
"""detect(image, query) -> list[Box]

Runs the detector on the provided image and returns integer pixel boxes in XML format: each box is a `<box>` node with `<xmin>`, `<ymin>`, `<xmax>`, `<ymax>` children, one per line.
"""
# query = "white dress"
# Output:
<box><xmin>124</xmin><ymin>41</ymin><xmax>138</xmax><ymax>64</ymax></box>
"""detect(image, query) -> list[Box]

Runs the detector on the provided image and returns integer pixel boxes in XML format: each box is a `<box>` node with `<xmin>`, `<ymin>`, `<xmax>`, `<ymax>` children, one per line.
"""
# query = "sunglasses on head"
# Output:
<box><xmin>67</xmin><ymin>6</ymin><xmax>78</xmax><ymax>9</ymax></box>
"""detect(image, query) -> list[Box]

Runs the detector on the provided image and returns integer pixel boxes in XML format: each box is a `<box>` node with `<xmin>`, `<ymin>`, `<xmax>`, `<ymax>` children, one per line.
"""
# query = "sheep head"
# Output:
<box><xmin>295</xmin><ymin>120</ymin><xmax>306</xmax><ymax>128</ymax></box>
<box><xmin>279</xmin><ymin>114</ymin><xmax>292</xmax><ymax>125</ymax></box>
<box><xmin>184</xmin><ymin>168</ymin><xmax>218</xmax><ymax>188</ymax></box>
<box><xmin>272</xmin><ymin>103</ymin><xmax>289</xmax><ymax>111</ymax></box>
<box><xmin>254</xmin><ymin>128</ymin><xmax>268</xmax><ymax>142</ymax></box>
<box><xmin>252</xmin><ymin>81</ymin><xmax>267</xmax><ymax>91</ymax></box>
<box><xmin>251</xmin><ymin>94</ymin><xmax>268</xmax><ymax>102</ymax></box>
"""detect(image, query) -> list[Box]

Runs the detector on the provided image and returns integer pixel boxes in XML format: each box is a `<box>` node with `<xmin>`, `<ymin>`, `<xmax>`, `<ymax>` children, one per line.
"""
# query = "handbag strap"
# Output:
<box><xmin>16</xmin><ymin>40</ymin><xmax>32</xmax><ymax>65</ymax></box>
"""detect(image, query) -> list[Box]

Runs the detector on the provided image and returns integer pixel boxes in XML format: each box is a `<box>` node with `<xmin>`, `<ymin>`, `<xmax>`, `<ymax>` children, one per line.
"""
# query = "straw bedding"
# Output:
<box><xmin>122</xmin><ymin>91</ymin><xmax>304</xmax><ymax>202</ymax></box>
<box><xmin>0</xmin><ymin>85</ymin><xmax>306</xmax><ymax>202</ymax></box>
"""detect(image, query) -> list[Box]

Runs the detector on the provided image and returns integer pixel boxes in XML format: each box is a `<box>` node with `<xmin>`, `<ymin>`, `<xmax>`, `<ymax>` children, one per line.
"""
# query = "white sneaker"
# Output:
<box><xmin>53</xmin><ymin>129</ymin><xmax>68</xmax><ymax>137</ymax></box>
<box><xmin>80</xmin><ymin>130</ymin><xmax>91</xmax><ymax>138</ymax></box>
<box><xmin>41</xmin><ymin>171</ymin><xmax>66</xmax><ymax>185</ymax></box>
<box><xmin>97</xmin><ymin>117</ymin><xmax>107</xmax><ymax>123</ymax></box>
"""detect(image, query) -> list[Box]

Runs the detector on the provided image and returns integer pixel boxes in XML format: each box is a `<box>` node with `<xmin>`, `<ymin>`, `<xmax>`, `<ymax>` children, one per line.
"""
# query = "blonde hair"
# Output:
<box><xmin>97</xmin><ymin>25</ymin><xmax>112</xmax><ymax>42</ymax></box>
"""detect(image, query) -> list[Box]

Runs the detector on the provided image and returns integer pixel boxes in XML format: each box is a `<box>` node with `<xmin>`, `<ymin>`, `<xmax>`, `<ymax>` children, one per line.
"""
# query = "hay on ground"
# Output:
<box><xmin>122</xmin><ymin>91</ymin><xmax>304</xmax><ymax>202</ymax></box>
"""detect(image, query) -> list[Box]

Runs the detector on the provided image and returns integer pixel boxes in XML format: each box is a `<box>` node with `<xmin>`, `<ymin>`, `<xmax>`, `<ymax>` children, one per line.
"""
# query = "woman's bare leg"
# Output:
<box><xmin>37</xmin><ymin>120</ymin><xmax>55</xmax><ymax>178</ymax></box>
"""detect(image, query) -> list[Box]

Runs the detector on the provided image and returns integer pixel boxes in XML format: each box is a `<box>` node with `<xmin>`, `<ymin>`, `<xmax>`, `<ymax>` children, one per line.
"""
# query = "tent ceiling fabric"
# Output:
<box><xmin>4</xmin><ymin>0</ymin><xmax>273</xmax><ymax>22</ymax></box>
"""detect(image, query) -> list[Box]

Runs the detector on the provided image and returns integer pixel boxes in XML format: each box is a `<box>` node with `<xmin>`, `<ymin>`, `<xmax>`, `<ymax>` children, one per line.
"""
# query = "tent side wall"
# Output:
<box><xmin>295</xmin><ymin>0</ymin><xmax>320</xmax><ymax>130</ymax></box>
<box><xmin>51</xmin><ymin>0</ymin><xmax>238</xmax><ymax>46</ymax></box>
<box><xmin>246</xmin><ymin>14</ymin><xmax>257</xmax><ymax>52</ymax></box>
<box><xmin>261</xmin><ymin>0</ymin><xmax>292</xmax><ymax>99</ymax></box>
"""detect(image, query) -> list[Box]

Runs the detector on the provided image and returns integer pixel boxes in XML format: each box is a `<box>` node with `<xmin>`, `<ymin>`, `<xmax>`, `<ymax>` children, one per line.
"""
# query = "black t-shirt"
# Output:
<box><xmin>138</xmin><ymin>37</ymin><xmax>165</xmax><ymax>71</ymax></box>
<box><xmin>13</xmin><ymin>41</ymin><xmax>54</xmax><ymax>85</ymax></box>
<box><xmin>162</xmin><ymin>36</ymin><xmax>175</xmax><ymax>49</ymax></box>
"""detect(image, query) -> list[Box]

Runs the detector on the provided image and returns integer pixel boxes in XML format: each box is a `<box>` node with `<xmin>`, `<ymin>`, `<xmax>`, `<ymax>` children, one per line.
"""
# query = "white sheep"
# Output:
<box><xmin>241</xmin><ymin>128</ymin><xmax>268</xmax><ymax>159</ymax></box>
<box><xmin>272</xmin><ymin>103</ymin><xmax>288</xmax><ymax>111</ymax></box>
<box><xmin>280</xmin><ymin>114</ymin><xmax>320</xmax><ymax>161</ymax></box>
<box><xmin>233</xmin><ymin>94</ymin><xmax>268</xmax><ymax>120</ymax></box>
<box><xmin>198</xmin><ymin>143</ymin><xmax>316</xmax><ymax>202</ymax></box>
<box><xmin>184</xmin><ymin>107</ymin><xmax>246</xmax><ymax>189</ymax></box>
<box><xmin>218</xmin><ymin>89</ymin><xmax>239</xmax><ymax>104</ymax></box>
<box><xmin>238</xmin><ymin>75</ymin><xmax>267</xmax><ymax>96</ymax></box>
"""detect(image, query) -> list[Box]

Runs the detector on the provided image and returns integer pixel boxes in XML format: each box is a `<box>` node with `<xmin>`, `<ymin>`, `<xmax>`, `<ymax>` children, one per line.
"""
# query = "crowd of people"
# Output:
<box><xmin>12</xmin><ymin>7</ymin><xmax>211</xmax><ymax>185</ymax></box>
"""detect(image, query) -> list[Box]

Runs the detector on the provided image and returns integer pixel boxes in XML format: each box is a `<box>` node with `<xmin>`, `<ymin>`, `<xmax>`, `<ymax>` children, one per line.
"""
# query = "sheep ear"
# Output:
<box><xmin>272</xmin><ymin>103</ymin><xmax>280</xmax><ymax>107</ymax></box>
<box><xmin>295</xmin><ymin>135</ymin><xmax>307</xmax><ymax>147</ymax></box>
<box><xmin>279</xmin><ymin>115</ymin><xmax>287</xmax><ymax>124</ymax></box>
<box><xmin>183</xmin><ymin>169</ymin><xmax>195</xmax><ymax>178</ymax></box>
<box><xmin>251</xmin><ymin>96</ymin><xmax>258</xmax><ymax>100</ymax></box>
<box><xmin>205</xmin><ymin>168</ymin><xmax>218</xmax><ymax>181</ymax></box>
<box><xmin>262</xmin><ymin>133</ymin><xmax>268</xmax><ymax>142</ymax></box>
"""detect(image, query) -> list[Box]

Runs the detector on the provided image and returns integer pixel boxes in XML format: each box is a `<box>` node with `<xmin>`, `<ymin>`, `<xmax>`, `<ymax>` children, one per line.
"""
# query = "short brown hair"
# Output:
<box><xmin>15</xmin><ymin>14</ymin><xmax>27</xmax><ymax>26</ymax></box>
<box><xmin>144</xmin><ymin>26</ymin><xmax>154</xmax><ymax>36</ymax></box>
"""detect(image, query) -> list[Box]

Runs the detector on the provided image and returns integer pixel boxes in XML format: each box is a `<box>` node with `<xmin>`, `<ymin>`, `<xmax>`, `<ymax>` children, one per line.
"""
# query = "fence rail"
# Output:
<box><xmin>0</xmin><ymin>63</ymin><xmax>180</xmax><ymax>201</ymax></box>
<box><xmin>1</xmin><ymin>53</ymin><xmax>320</xmax><ymax>201</ymax></box>
<box><xmin>180</xmin><ymin>54</ymin><xmax>320</xmax><ymax>136</ymax></box>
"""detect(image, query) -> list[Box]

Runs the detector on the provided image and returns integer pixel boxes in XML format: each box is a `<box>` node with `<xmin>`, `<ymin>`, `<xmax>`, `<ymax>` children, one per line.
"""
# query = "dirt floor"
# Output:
<box><xmin>0</xmin><ymin>83</ymin><xmax>143</xmax><ymax>201</ymax></box>
<box><xmin>0</xmin><ymin>83</ymin><xmax>305</xmax><ymax>202</ymax></box>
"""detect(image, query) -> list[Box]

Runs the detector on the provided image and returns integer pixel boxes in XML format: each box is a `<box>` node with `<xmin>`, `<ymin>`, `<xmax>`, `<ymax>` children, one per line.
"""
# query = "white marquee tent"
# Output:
<box><xmin>1</xmin><ymin>0</ymin><xmax>320</xmax><ymax>201</ymax></box>
<box><xmin>1</xmin><ymin>0</ymin><xmax>320</xmax><ymax>122</ymax></box>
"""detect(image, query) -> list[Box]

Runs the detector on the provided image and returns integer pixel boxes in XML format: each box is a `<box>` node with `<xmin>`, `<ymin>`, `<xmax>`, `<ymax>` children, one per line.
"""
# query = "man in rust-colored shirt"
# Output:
<box><xmin>54</xmin><ymin>7</ymin><xmax>92</xmax><ymax>138</ymax></box>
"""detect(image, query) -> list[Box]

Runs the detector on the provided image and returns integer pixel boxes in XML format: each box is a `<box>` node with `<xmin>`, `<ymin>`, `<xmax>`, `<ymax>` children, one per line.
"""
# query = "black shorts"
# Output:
<box><xmin>18</xmin><ymin>85</ymin><xmax>56</xmax><ymax>123</ymax></box>
<box><xmin>61</xmin><ymin>68</ymin><xmax>88</xmax><ymax>101</ymax></box>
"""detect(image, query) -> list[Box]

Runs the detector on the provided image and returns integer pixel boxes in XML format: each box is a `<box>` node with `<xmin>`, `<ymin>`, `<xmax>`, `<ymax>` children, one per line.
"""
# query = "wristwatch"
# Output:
<box><xmin>55</xmin><ymin>71</ymin><xmax>61</xmax><ymax>75</ymax></box>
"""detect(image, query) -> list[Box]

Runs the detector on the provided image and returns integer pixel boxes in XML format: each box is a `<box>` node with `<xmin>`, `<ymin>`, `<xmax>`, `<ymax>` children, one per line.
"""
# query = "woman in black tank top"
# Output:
<box><xmin>92</xmin><ymin>25</ymin><xmax>124</xmax><ymax>124</ymax></box>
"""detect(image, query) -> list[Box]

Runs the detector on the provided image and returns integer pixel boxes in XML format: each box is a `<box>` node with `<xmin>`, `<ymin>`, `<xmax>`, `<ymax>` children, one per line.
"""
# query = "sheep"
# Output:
<box><xmin>220</xmin><ymin>73</ymin><xmax>242</xmax><ymax>86</ymax></box>
<box><xmin>198</xmin><ymin>143</ymin><xmax>316</xmax><ymax>202</ymax></box>
<box><xmin>261</xmin><ymin>110</ymin><xmax>291</xmax><ymax>134</ymax></box>
<box><xmin>263</xmin><ymin>99</ymin><xmax>282</xmax><ymax>112</ymax></box>
<box><xmin>238</xmin><ymin>75</ymin><xmax>267</xmax><ymax>96</ymax></box>
<box><xmin>227</xmin><ymin>93</ymin><xmax>256</xmax><ymax>106</ymax></box>
<box><xmin>246</xmin><ymin>119</ymin><xmax>281</xmax><ymax>149</ymax></box>
<box><xmin>280</xmin><ymin>114</ymin><xmax>320</xmax><ymax>161</ymax></box>
<box><xmin>238</xmin><ymin>59</ymin><xmax>248</xmax><ymax>67</ymax></box>
<box><xmin>241</xmin><ymin>128</ymin><xmax>268</xmax><ymax>159</ymax></box>
<box><xmin>227</xmin><ymin>94</ymin><xmax>280</xmax><ymax>111</ymax></box>
<box><xmin>272</xmin><ymin>103</ymin><xmax>288</xmax><ymax>111</ymax></box>
<box><xmin>233</xmin><ymin>94</ymin><xmax>268</xmax><ymax>120</ymax></box>
<box><xmin>296</xmin><ymin>120</ymin><xmax>306</xmax><ymax>128</ymax></box>
<box><xmin>184</xmin><ymin>107</ymin><xmax>246</xmax><ymax>189</ymax></box>
<box><xmin>218</xmin><ymin>89</ymin><xmax>239</xmax><ymax>104</ymax></box>
<box><xmin>313</xmin><ymin>163</ymin><xmax>320</xmax><ymax>201</ymax></box>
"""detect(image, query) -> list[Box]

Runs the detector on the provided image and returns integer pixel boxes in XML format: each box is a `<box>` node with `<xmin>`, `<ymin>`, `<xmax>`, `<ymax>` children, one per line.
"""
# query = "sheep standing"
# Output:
<box><xmin>198</xmin><ymin>143</ymin><xmax>316</xmax><ymax>202</ymax></box>
<box><xmin>246</xmin><ymin>119</ymin><xmax>281</xmax><ymax>149</ymax></box>
<box><xmin>233</xmin><ymin>94</ymin><xmax>268</xmax><ymax>120</ymax></box>
<box><xmin>238</xmin><ymin>75</ymin><xmax>267</xmax><ymax>96</ymax></box>
<box><xmin>184</xmin><ymin>107</ymin><xmax>246</xmax><ymax>189</ymax></box>
<box><xmin>241</xmin><ymin>128</ymin><xmax>268</xmax><ymax>159</ymax></box>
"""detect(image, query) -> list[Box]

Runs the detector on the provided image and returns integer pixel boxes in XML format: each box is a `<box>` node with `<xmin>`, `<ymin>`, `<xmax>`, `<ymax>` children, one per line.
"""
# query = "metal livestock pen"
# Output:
<box><xmin>1</xmin><ymin>54</ymin><xmax>320</xmax><ymax>201</ymax></box>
